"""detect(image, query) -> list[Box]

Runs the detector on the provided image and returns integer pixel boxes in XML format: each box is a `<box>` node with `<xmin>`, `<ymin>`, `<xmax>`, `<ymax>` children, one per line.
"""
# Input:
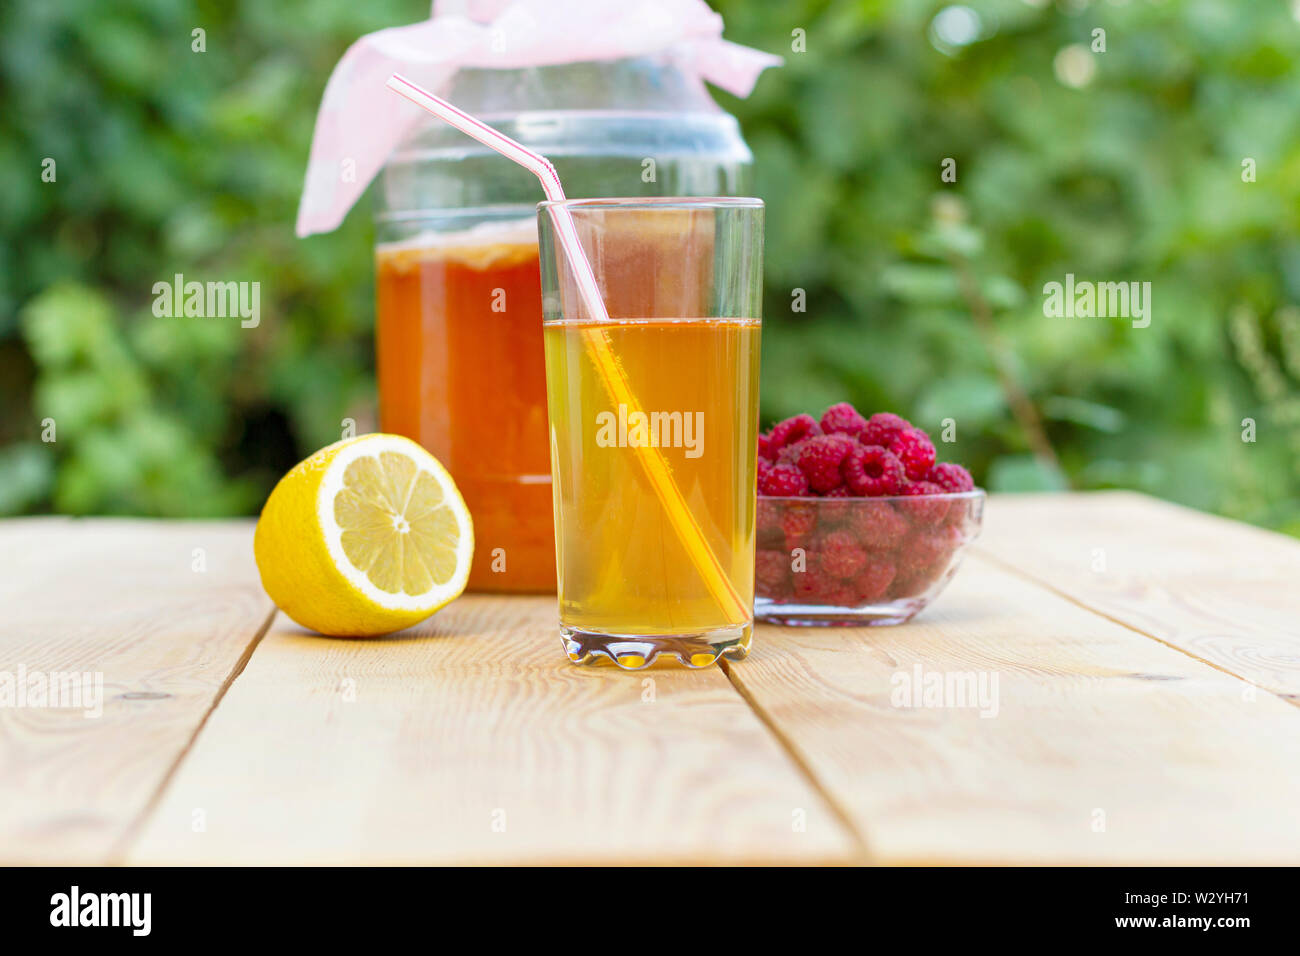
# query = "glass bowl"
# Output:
<box><xmin>754</xmin><ymin>490</ymin><xmax>985</xmax><ymax>626</ymax></box>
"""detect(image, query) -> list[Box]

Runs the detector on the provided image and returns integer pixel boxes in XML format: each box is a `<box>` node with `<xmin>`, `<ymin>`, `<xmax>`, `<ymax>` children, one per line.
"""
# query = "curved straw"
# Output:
<box><xmin>384</xmin><ymin>73</ymin><xmax>748</xmax><ymax>625</ymax></box>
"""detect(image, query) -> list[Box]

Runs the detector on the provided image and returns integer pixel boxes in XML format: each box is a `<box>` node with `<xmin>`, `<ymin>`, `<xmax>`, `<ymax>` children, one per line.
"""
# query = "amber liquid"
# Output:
<box><xmin>376</xmin><ymin>231</ymin><xmax>554</xmax><ymax>592</ymax></box>
<box><xmin>543</xmin><ymin>318</ymin><xmax>761</xmax><ymax>638</ymax></box>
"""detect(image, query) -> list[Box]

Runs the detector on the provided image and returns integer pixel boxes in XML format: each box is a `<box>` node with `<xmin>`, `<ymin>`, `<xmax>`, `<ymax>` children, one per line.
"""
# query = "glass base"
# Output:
<box><xmin>755</xmin><ymin>596</ymin><xmax>924</xmax><ymax>627</ymax></box>
<box><xmin>561</xmin><ymin>622</ymin><xmax>751</xmax><ymax>670</ymax></box>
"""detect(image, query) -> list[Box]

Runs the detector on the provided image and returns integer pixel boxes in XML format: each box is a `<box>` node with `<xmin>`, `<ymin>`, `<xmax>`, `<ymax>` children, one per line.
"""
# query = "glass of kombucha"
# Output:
<box><xmin>537</xmin><ymin>198</ymin><xmax>764</xmax><ymax>669</ymax></box>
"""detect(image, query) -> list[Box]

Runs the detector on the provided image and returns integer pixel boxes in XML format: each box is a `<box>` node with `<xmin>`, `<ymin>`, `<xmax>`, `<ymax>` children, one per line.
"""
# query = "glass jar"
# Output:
<box><xmin>373</xmin><ymin>55</ymin><xmax>754</xmax><ymax>592</ymax></box>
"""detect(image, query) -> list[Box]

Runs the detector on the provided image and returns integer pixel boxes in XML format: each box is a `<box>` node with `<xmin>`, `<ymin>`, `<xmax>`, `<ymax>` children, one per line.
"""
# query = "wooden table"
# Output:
<box><xmin>3</xmin><ymin>492</ymin><xmax>1299</xmax><ymax>866</ymax></box>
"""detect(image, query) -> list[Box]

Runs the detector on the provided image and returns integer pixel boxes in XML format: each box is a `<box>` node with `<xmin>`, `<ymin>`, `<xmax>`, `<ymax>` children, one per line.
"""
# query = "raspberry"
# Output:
<box><xmin>897</xmin><ymin>481</ymin><xmax>949</xmax><ymax>525</ymax></box>
<box><xmin>792</xmin><ymin>563</ymin><xmax>835</xmax><ymax>604</ymax></box>
<box><xmin>759</xmin><ymin>463</ymin><xmax>809</xmax><ymax>497</ymax></box>
<box><xmin>819</xmin><ymin>402</ymin><xmax>867</xmax><ymax>438</ymax></box>
<box><xmin>860</xmin><ymin>412</ymin><xmax>910</xmax><ymax>448</ymax></box>
<box><xmin>890</xmin><ymin>568</ymin><xmax>933</xmax><ymax>600</ymax></box>
<box><xmin>816</xmin><ymin>530</ymin><xmax>868</xmax><ymax>579</ymax></box>
<box><xmin>776</xmin><ymin>438</ymin><xmax>809</xmax><ymax>465</ymax></box>
<box><xmin>888</xmin><ymin>427</ymin><xmax>936</xmax><ymax>481</ymax></box>
<box><xmin>755</xmin><ymin>550</ymin><xmax>791</xmax><ymax>597</ymax></box>
<box><xmin>842</xmin><ymin>445</ymin><xmax>906</xmax><ymax>496</ymax></box>
<box><xmin>822</xmin><ymin>582</ymin><xmax>860</xmax><ymax>606</ymax></box>
<box><xmin>853</xmin><ymin>557</ymin><xmax>897</xmax><ymax>603</ymax></box>
<box><xmin>790</xmin><ymin>563</ymin><xmax>816</xmax><ymax>597</ymax></box>
<box><xmin>768</xmin><ymin>414</ymin><xmax>821</xmax><ymax>454</ymax></box>
<box><xmin>757</xmin><ymin>456</ymin><xmax>773</xmax><ymax>487</ymax></box>
<box><xmin>818</xmin><ymin>487</ymin><xmax>853</xmax><ymax>528</ymax></box>
<box><xmin>899</xmin><ymin>524</ymin><xmax>963</xmax><ymax>576</ymax></box>
<box><xmin>848</xmin><ymin>501</ymin><xmax>910</xmax><ymax>550</ymax></box>
<box><xmin>943</xmin><ymin>493</ymin><xmax>976</xmax><ymax>528</ymax></box>
<box><xmin>758</xmin><ymin>432</ymin><xmax>775</xmax><ymax>462</ymax></box>
<box><xmin>756</xmin><ymin>499</ymin><xmax>783</xmax><ymax>547</ymax></box>
<box><xmin>780</xmin><ymin>501</ymin><xmax>817</xmax><ymax>551</ymax></box>
<box><xmin>795</xmin><ymin>435</ymin><xmax>854</xmax><ymax>493</ymax></box>
<box><xmin>891</xmin><ymin>531</ymin><xmax>959</xmax><ymax>598</ymax></box>
<box><xmin>927</xmin><ymin>461</ymin><xmax>974</xmax><ymax>493</ymax></box>
<box><xmin>890</xmin><ymin>525</ymin><xmax>959</xmax><ymax>599</ymax></box>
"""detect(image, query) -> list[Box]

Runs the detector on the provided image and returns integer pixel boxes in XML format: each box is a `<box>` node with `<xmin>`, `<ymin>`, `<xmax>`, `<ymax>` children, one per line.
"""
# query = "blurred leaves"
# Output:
<box><xmin>714</xmin><ymin>0</ymin><xmax>1300</xmax><ymax>531</ymax></box>
<box><xmin>0</xmin><ymin>444</ymin><xmax>54</xmax><ymax>514</ymax></box>
<box><xmin>0</xmin><ymin>0</ymin><xmax>404</xmax><ymax>515</ymax></box>
<box><xmin>0</xmin><ymin>0</ymin><xmax>1297</xmax><ymax>534</ymax></box>
<box><xmin>19</xmin><ymin>283</ymin><xmax>257</xmax><ymax>515</ymax></box>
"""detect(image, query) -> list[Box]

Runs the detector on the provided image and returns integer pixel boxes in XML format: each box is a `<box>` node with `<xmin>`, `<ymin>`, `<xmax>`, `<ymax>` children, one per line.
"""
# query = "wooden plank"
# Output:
<box><xmin>974</xmin><ymin>491</ymin><xmax>1300</xmax><ymax>699</ymax></box>
<box><xmin>728</xmin><ymin>552</ymin><xmax>1300</xmax><ymax>864</ymax></box>
<box><xmin>126</xmin><ymin>595</ymin><xmax>860</xmax><ymax>865</ymax></box>
<box><xmin>0</xmin><ymin>518</ymin><xmax>273</xmax><ymax>864</ymax></box>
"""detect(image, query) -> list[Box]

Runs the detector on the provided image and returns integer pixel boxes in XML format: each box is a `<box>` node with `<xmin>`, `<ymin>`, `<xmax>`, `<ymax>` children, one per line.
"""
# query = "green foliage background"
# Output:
<box><xmin>2</xmin><ymin>0</ymin><xmax>1298</xmax><ymax>533</ymax></box>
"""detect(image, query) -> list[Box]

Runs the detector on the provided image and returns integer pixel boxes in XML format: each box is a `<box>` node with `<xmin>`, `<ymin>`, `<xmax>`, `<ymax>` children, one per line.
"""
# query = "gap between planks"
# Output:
<box><xmin>115</xmin><ymin>603</ymin><xmax>869</xmax><ymax>865</ymax></box>
<box><xmin>0</xmin><ymin>519</ymin><xmax>275</xmax><ymax>865</ymax></box>
<box><xmin>106</xmin><ymin>604</ymin><xmax>279</xmax><ymax>864</ymax></box>
<box><xmin>124</xmin><ymin>595</ymin><xmax>861</xmax><ymax>865</ymax></box>
<box><xmin>970</xmin><ymin>493</ymin><xmax>1300</xmax><ymax>708</ymax></box>
<box><xmin>720</xmin><ymin>654</ymin><xmax>873</xmax><ymax>864</ymax></box>
<box><xmin>972</xmin><ymin>547</ymin><xmax>1300</xmax><ymax>708</ymax></box>
<box><xmin>120</xmin><ymin>541</ymin><xmax>1221</xmax><ymax>865</ymax></box>
<box><xmin>725</xmin><ymin>549</ymin><xmax>1300</xmax><ymax>864</ymax></box>
<box><xmin>971</xmin><ymin>492</ymin><xmax>1300</xmax><ymax>701</ymax></box>
<box><xmin>109</xmin><ymin>499</ymin><xmax>1300</xmax><ymax>865</ymax></box>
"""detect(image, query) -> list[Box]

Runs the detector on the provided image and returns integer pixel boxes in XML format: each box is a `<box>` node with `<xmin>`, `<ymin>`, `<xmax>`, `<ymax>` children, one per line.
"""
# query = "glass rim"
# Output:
<box><xmin>537</xmin><ymin>196</ymin><xmax>764</xmax><ymax>212</ymax></box>
<box><xmin>759</xmin><ymin>489</ymin><xmax>986</xmax><ymax>503</ymax></box>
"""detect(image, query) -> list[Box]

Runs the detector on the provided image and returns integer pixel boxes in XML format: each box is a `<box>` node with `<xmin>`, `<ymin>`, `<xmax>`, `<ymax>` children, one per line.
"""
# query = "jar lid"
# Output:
<box><xmin>296</xmin><ymin>0</ymin><xmax>780</xmax><ymax>237</ymax></box>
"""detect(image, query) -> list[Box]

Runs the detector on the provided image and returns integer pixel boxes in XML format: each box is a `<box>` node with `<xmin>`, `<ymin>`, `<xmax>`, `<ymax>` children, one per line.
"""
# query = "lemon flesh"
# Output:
<box><xmin>254</xmin><ymin>434</ymin><xmax>474</xmax><ymax>637</ymax></box>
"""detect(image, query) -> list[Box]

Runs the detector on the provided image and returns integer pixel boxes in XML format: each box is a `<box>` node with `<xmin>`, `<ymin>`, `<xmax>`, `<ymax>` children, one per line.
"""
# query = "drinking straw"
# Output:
<box><xmin>384</xmin><ymin>73</ymin><xmax>748</xmax><ymax>625</ymax></box>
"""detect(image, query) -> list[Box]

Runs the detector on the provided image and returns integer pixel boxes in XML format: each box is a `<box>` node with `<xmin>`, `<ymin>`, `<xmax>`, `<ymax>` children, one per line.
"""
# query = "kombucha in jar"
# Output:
<box><xmin>375</xmin><ymin>218</ymin><xmax>554</xmax><ymax>592</ymax></box>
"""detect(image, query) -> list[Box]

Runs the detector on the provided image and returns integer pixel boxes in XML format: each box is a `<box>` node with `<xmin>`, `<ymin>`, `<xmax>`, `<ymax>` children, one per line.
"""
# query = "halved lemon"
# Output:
<box><xmin>253</xmin><ymin>433</ymin><xmax>473</xmax><ymax>636</ymax></box>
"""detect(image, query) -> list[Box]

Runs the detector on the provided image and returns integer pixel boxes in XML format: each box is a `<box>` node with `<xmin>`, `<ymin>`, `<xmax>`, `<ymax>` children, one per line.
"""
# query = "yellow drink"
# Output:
<box><xmin>543</xmin><ymin>318</ymin><xmax>761</xmax><ymax>664</ymax></box>
<box><xmin>537</xmin><ymin>196</ymin><xmax>764</xmax><ymax>668</ymax></box>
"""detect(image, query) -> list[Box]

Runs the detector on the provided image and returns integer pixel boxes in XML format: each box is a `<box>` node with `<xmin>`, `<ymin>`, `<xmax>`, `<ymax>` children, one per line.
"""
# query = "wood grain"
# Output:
<box><xmin>974</xmin><ymin>491</ymin><xmax>1300</xmax><ymax>699</ymax></box>
<box><xmin>12</xmin><ymin>494</ymin><xmax>1300</xmax><ymax>865</ymax></box>
<box><xmin>730</xmin><ymin>552</ymin><xmax>1300</xmax><ymax>864</ymax></box>
<box><xmin>127</xmin><ymin>595</ymin><xmax>859</xmax><ymax>865</ymax></box>
<box><xmin>0</xmin><ymin>518</ymin><xmax>272</xmax><ymax>864</ymax></box>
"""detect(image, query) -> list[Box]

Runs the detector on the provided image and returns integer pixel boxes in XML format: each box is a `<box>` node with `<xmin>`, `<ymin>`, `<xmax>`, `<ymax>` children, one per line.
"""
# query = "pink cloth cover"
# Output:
<box><xmin>295</xmin><ymin>0</ymin><xmax>781</xmax><ymax>237</ymax></box>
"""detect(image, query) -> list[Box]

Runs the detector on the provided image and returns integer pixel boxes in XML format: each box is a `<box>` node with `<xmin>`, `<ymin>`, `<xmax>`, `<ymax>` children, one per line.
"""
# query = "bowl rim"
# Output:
<box><xmin>758</xmin><ymin>488</ymin><xmax>987</xmax><ymax>504</ymax></box>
